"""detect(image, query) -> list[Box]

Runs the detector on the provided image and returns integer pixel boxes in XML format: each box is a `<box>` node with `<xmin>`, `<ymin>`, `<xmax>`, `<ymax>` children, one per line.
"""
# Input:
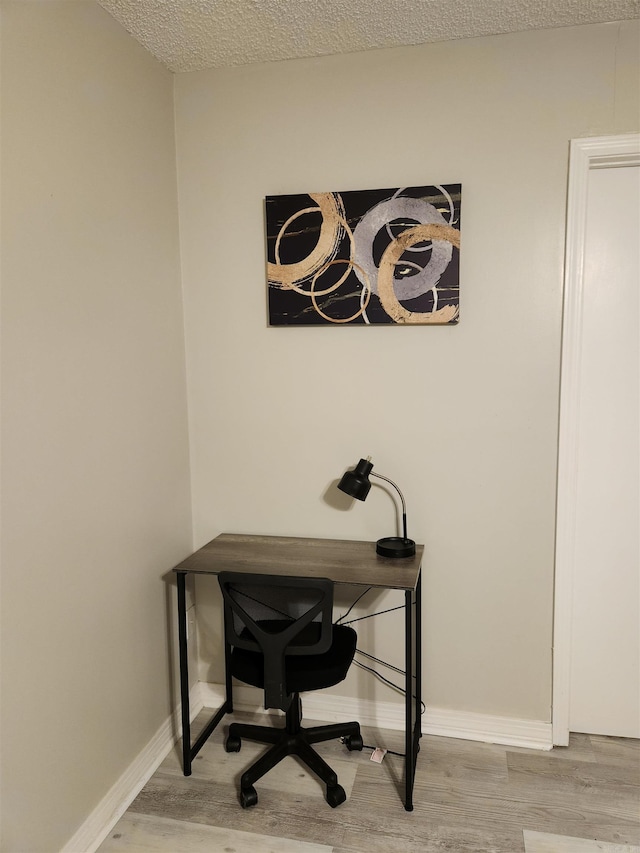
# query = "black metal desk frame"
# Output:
<box><xmin>174</xmin><ymin>533</ymin><xmax>423</xmax><ymax>811</ymax></box>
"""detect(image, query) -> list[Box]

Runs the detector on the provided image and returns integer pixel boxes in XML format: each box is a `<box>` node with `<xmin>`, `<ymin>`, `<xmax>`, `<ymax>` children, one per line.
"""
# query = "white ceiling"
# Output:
<box><xmin>97</xmin><ymin>0</ymin><xmax>638</xmax><ymax>72</ymax></box>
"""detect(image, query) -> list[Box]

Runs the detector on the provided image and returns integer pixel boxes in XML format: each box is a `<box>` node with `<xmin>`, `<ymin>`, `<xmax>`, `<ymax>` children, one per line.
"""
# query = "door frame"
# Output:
<box><xmin>553</xmin><ymin>133</ymin><xmax>640</xmax><ymax>746</ymax></box>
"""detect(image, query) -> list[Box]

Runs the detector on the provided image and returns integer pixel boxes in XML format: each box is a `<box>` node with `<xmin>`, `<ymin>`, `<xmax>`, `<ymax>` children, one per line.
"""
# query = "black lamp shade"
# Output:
<box><xmin>337</xmin><ymin>458</ymin><xmax>373</xmax><ymax>501</ymax></box>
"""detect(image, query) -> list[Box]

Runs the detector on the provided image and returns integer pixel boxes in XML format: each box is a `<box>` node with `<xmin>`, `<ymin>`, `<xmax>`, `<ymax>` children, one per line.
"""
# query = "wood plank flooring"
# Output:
<box><xmin>99</xmin><ymin>710</ymin><xmax>640</xmax><ymax>853</ymax></box>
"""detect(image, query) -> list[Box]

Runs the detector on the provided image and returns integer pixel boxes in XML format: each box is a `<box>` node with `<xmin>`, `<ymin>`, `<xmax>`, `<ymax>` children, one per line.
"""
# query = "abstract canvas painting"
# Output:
<box><xmin>265</xmin><ymin>184</ymin><xmax>461</xmax><ymax>326</ymax></box>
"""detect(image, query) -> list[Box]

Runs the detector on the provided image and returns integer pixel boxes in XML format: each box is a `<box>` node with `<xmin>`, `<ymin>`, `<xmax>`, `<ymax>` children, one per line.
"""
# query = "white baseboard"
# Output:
<box><xmin>200</xmin><ymin>682</ymin><xmax>553</xmax><ymax>751</ymax></box>
<box><xmin>61</xmin><ymin>684</ymin><xmax>203</xmax><ymax>853</ymax></box>
<box><xmin>424</xmin><ymin>706</ymin><xmax>552</xmax><ymax>750</ymax></box>
<box><xmin>63</xmin><ymin>681</ymin><xmax>552</xmax><ymax>853</ymax></box>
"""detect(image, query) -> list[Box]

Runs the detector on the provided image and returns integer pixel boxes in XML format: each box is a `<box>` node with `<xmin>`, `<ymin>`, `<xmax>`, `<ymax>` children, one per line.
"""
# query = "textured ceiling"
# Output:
<box><xmin>97</xmin><ymin>0</ymin><xmax>639</xmax><ymax>72</ymax></box>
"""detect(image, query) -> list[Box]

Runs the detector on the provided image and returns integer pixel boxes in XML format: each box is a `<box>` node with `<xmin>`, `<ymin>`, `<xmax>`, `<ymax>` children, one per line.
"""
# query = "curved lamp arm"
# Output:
<box><xmin>370</xmin><ymin>471</ymin><xmax>408</xmax><ymax>541</ymax></box>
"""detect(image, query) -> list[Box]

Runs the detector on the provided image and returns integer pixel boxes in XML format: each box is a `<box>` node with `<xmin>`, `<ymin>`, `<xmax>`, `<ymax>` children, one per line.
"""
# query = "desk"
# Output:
<box><xmin>174</xmin><ymin>533</ymin><xmax>423</xmax><ymax>810</ymax></box>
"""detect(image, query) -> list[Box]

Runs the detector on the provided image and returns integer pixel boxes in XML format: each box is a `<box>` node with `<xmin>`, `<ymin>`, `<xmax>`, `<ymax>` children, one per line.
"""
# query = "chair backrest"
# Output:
<box><xmin>218</xmin><ymin>572</ymin><xmax>334</xmax><ymax>711</ymax></box>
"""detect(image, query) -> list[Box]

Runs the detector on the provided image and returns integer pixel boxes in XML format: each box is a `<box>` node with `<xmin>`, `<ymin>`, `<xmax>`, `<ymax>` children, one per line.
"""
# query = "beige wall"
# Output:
<box><xmin>174</xmin><ymin>22</ymin><xmax>639</xmax><ymax>718</ymax></box>
<box><xmin>1</xmin><ymin>3</ymin><xmax>192</xmax><ymax>851</ymax></box>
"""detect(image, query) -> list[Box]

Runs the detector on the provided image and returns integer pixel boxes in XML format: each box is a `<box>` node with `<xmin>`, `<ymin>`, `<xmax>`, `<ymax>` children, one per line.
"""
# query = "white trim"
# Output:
<box><xmin>201</xmin><ymin>682</ymin><xmax>552</xmax><ymax>750</ymax></box>
<box><xmin>200</xmin><ymin>681</ymin><xmax>407</xmax><ymax>731</ymax></box>
<box><xmin>424</xmin><ymin>707</ymin><xmax>552</xmax><ymax>750</ymax></box>
<box><xmin>553</xmin><ymin>133</ymin><xmax>640</xmax><ymax>746</ymax></box>
<box><xmin>61</xmin><ymin>676</ymin><xmax>553</xmax><ymax>853</ymax></box>
<box><xmin>61</xmin><ymin>685</ymin><xmax>203</xmax><ymax>853</ymax></box>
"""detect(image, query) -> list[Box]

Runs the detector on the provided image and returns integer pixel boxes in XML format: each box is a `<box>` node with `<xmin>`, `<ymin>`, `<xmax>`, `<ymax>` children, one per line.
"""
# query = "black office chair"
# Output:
<box><xmin>218</xmin><ymin>571</ymin><xmax>363</xmax><ymax>808</ymax></box>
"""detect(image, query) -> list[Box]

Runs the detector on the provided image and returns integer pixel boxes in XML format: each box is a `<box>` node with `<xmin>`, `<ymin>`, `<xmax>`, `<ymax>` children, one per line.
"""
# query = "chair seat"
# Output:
<box><xmin>230</xmin><ymin>623</ymin><xmax>357</xmax><ymax>694</ymax></box>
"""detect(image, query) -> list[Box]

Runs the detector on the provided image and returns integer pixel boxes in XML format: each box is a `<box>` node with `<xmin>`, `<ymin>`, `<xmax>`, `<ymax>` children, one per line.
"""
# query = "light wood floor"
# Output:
<box><xmin>99</xmin><ymin>709</ymin><xmax>640</xmax><ymax>852</ymax></box>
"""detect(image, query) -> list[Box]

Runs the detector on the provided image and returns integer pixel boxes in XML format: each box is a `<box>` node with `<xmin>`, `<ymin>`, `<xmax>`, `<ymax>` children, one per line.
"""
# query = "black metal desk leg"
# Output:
<box><xmin>404</xmin><ymin>589</ymin><xmax>415</xmax><ymax>810</ymax></box>
<box><xmin>224</xmin><ymin>613</ymin><xmax>234</xmax><ymax>710</ymax></box>
<box><xmin>415</xmin><ymin>571</ymin><xmax>422</xmax><ymax>744</ymax></box>
<box><xmin>177</xmin><ymin>571</ymin><xmax>192</xmax><ymax>776</ymax></box>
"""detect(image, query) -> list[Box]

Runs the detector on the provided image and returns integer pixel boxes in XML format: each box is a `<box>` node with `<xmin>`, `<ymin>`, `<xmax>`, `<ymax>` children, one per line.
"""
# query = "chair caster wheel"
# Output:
<box><xmin>325</xmin><ymin>784</ymin><xmax>346</xmax><ymax>808</ymax></box>
<box><xmin>225</xmin><ymin>734</ymin><xmax>241</xmax><ymax>753</ymax></box>
<box><xmin>344</xmin><ymin>734</ymin><xmax>363</xmax><ymax>751</ymax></box>
<box><xmin>240</xmin><ymin>785</ymin><xmax>258</xmax><ymax>808</ymax></box>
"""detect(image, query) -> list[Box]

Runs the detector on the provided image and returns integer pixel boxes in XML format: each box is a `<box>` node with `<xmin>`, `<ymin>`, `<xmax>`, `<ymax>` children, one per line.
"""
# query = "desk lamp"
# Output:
<box><xmin>337</xmin><ymin>457</ymin><xmax>416</xmax><ymax>558</ymax></box>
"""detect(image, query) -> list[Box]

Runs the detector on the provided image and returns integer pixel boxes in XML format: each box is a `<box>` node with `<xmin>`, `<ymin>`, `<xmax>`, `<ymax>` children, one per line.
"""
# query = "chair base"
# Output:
<box><xmin>225</xmin><ymin>694</ymin><xmax>362</xmax><ymax>808</ymax></box>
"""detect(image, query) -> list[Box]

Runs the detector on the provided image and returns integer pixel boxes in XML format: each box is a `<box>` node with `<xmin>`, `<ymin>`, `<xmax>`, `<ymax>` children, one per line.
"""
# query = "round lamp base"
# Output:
<box><xmin>376</xmin><ymin>537</ymin><xmax>416</xmax><ymax>559</ymax></box>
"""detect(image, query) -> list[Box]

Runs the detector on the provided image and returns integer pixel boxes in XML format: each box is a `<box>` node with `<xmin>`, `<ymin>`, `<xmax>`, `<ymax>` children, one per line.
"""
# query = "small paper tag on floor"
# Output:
<box><xmin>370</xmin><ymin>747</ymin><xmax>387</xmax><ymax>763</ymax></box>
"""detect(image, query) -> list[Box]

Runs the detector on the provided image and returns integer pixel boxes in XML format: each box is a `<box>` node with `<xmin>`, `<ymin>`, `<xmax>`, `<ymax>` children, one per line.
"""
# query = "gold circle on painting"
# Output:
<box><xmin>310</xmin><ymin>259</ymin><xmax>371</xmax><ymax>324</ymax></box>
<box><xmin>377</xmin><ymin>224</ymin><xmax>460</xmax><ymax>324</ymax></box>
<box><xmin>267</xmin><ymin>193</ymin><xmax>345</xmax><ymax>292</ymax></box>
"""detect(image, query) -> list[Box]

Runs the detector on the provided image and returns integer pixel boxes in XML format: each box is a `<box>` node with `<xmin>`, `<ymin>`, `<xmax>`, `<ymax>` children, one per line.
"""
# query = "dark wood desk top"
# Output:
<box><xmin>174</xmin><ymin>533</ymin><xmax>423</xmax><ymax>591</ymax></box>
